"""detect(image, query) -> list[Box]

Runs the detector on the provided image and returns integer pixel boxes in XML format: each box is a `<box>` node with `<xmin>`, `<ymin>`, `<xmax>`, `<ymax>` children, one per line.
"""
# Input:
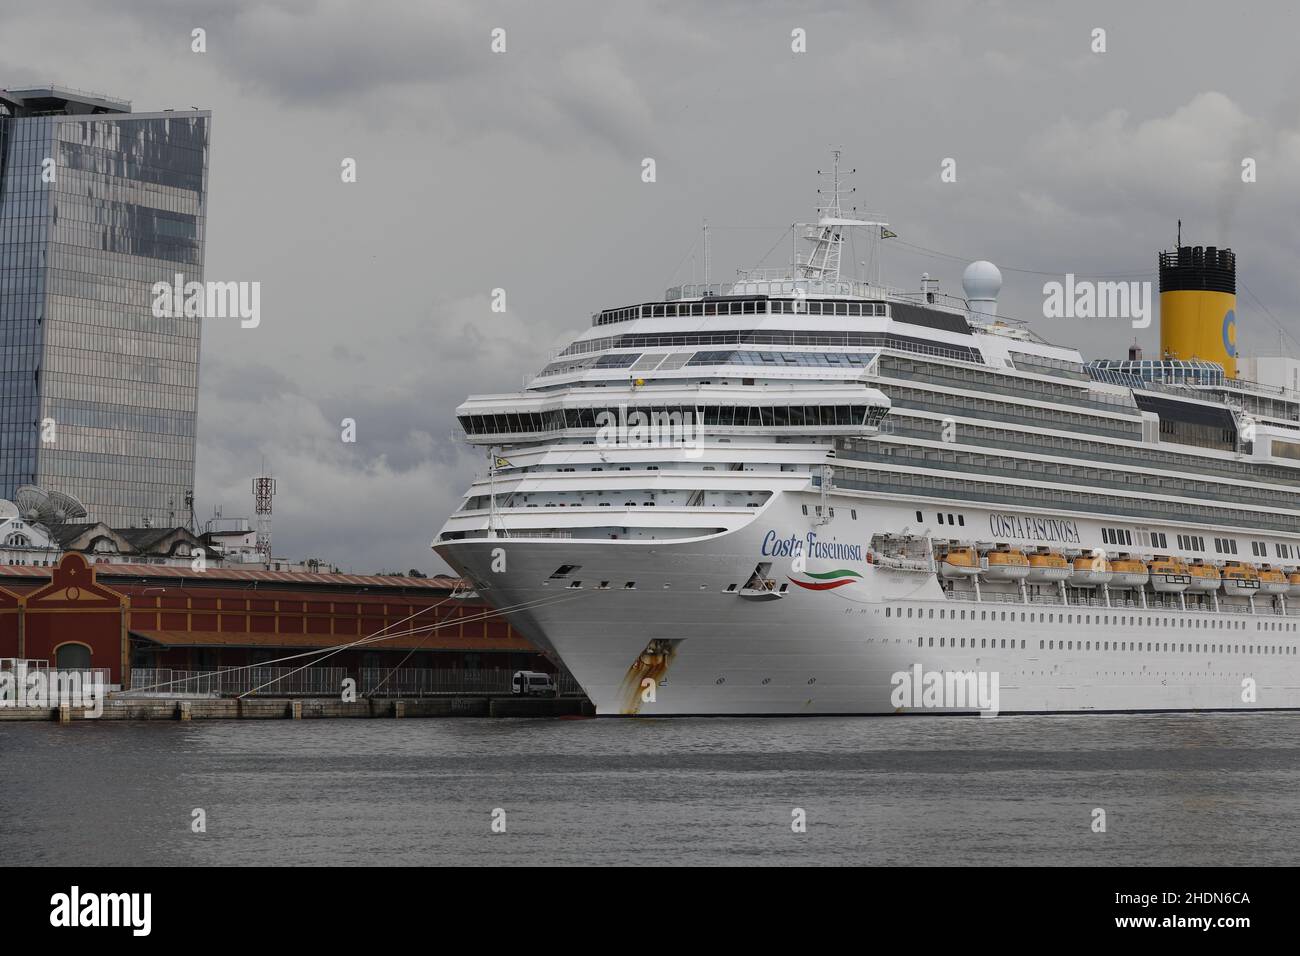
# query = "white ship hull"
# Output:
<box><xmin>434</xmin><ymin>164</ymin><xmax>1300</xmax><ymax>717</ymax></box>
<box><xmin>437</xmin><ymin>492</ymin><xmax>1300</xmax><ymax>716</ymax></box>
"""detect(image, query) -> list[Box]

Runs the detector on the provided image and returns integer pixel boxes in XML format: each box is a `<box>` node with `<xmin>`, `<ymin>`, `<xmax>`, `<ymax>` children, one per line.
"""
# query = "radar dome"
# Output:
<box><xmin>962</xmin><ymin>260</ymin><xmax>1002</xmax><ymax>300</ymax></box>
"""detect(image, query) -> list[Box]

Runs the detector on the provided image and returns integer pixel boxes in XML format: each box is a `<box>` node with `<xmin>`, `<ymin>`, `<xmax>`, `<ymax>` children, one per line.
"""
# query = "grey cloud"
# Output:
<box><xmin>14</xmin><ymin>0</ymin><xmax>1300</xmax><ymax>573</ymax></box>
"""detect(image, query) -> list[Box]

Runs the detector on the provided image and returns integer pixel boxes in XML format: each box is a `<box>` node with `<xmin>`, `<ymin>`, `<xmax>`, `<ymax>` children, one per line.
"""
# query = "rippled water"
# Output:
<box><xmin>3</xmin><ymin>713</ymin><xmax>1298</xmax><ymax>865</ymax></box>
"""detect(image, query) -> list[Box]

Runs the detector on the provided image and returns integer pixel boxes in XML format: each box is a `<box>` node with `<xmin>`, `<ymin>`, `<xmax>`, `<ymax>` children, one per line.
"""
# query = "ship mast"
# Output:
<box><xmin>796</xmin><ymin>148</ymin><xmax>889</xmax><ymax>285</ymax></box>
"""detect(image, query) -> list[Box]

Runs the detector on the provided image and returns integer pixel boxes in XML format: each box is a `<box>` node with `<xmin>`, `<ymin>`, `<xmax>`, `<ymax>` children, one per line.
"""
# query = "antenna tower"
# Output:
<box><xmin>252</xmin><ymin>463</ymin><xmax>276</xmax><ymax>562</ymax></box>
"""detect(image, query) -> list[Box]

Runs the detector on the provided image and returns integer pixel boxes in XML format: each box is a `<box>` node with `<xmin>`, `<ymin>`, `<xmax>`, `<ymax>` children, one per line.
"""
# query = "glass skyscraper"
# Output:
<box><xmin>0</xmin><ymin>86</ymin><xmax>209</xmax><ymax>527</ymax></box>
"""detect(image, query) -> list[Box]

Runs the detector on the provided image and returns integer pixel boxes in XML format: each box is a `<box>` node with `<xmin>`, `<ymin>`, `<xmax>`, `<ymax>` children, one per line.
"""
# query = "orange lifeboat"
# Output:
<box><xmin>1069</xmin><ymin>553</ymin><xmax>1112</xmax><ymax>587</ymax></box>
<box><xmin>1148</xmin><ymin>556</ymin><xmax>1192</xmax><ymax>594</ymax></box>
<box><xmin>1109</xmin><ymin>556</ymin><xmax>1150</xmax><ymax>589</ymax></box>
<box><xmin>1288</xmin><ymin>570</ymin><xmax>1300</xmax><ymax>597</ymax></box>
<box><xmin>939</xmin><ymin>546</ymin><xmax>981</xmax><ymax>579</ymax></box>
<box><xmin>983</xmin><ymin>548</ymin><xmax>1030</xmax><ymax>581</ymax></box>
<box><xmin>1221</xmin><ymin>562</ymin><xmax>1261</xmax><ymax>595</ymax></box>
<box><xmin>1258</xmin><ymin>565</ymin><xmax>1290</xmax><ymax>596</ymax></box>
<box><xmin>1186</xmin><ymin>561</ymin><xmax>1221</xmax><ymax>593</ymax></box>
<box><xmin>1026</xmin><ymin>549</ymin><xmax>1071</xmax><ymax>583</ymax></box>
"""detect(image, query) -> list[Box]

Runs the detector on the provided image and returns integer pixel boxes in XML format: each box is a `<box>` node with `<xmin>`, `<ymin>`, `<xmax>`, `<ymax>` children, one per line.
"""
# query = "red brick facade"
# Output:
<box><xmin>0</xmin><ymin>554</ymin><xmax>544</xmax><ymax>687</ymax></box>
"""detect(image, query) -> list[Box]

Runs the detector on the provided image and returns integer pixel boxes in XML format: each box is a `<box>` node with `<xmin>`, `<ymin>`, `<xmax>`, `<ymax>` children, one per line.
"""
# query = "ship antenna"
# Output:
<box><xmin>795</xmin><ymin>148</ymin><xmax>883</xmax><ymax>284</ymax></box>
<box><xmin>702</xmin><ymin>218</ymin><xmax>710</xmax><ymax>285</ymax></box>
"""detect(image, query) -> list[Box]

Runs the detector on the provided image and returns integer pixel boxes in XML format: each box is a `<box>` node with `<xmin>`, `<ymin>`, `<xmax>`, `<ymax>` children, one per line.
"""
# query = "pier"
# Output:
<box><xmin>0</xmin><ymin>695</ymin><xmax>594</xmax><ymax>721</ymax></box>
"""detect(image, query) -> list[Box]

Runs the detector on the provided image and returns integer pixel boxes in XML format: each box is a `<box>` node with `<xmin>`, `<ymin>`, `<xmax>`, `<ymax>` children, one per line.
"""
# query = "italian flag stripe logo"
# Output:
<box><xmin>787</xmin><ymin>568</ymin><xmax>863</xmax><ymax>591</ymax></box>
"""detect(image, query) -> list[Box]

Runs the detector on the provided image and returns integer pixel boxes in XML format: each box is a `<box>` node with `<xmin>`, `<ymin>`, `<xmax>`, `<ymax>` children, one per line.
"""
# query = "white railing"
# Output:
<box><xmin>939</xmin><ymin>588</ymin><xmax>1299</xmax><ymax>616</ymax></box>
<box><xmin>125</xmin><ymin>667</ymin><xmax>586</xmax><ymax>698</ymax></box>
<box><xmin>127</xmin><ymin>667</ymin><xmax>347</xmax><ymax>697</ymax></box>
<box><xmin>359</xmin><ymin>668</ymin><xmax>585</xmax><ymax>697</ymax></box>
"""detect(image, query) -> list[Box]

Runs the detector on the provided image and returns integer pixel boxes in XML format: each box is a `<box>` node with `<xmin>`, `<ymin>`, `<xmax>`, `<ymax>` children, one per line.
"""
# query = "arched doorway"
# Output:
<box><xmin>55</xmin><ymin>643</ymin><xmax>92</xmax><ymax>671</ymax></box>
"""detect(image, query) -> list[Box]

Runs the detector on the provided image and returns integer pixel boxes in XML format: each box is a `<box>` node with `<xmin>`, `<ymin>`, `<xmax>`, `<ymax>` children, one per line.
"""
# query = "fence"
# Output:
<box><xmin>359</xmin><ymin>667</ymin><xmax>585</xmax><ymax>697</ymax></box>
<box><xmin>0</xmin><ymin>659</ymin><xmax>112</xmax><ymax>697</ymax></box>
<box><xmin>129</xmin><ymin>667</ymin><xmax>347</xmax><ymax>697</ymax></box>
<box><xmin>127</xmin><ymin>666</ymin><xmax>586</xmax><ymax>698</ymax></box>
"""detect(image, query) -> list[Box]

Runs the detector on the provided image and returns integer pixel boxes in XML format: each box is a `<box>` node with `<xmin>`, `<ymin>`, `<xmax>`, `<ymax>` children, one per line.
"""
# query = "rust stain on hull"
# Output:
<box><xmin>619</xmin><ymin>639</ymin><xmax>678</xmax><ymax>715</ymax></box>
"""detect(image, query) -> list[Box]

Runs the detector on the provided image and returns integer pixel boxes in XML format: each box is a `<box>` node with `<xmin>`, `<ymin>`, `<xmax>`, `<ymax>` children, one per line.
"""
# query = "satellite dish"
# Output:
<box><xmin>13</xmin><ymin>485</ymin><xmax>88</xmax><ymax>527</ymax></box>
<box><xmin>14</xmin><ymin>484</ymin><xmax>49</xmax><ymax>522</ymax></box>
<box><xmin>45</xmin><ymin>490</ymin><xmax>88</xmax><ymax>524</ymax></box>
<box><xmin>0</xmin><ymin>499</ymin><xmax>19</xmax><ymax>521</ymax></box>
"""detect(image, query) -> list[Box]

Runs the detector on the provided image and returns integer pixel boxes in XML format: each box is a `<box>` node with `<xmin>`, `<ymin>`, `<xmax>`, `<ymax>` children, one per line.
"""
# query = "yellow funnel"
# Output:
<box><xmin>1158</xmin><ymin>245</ymin><xmax>1237</xmax><ymax>378</ymax></box>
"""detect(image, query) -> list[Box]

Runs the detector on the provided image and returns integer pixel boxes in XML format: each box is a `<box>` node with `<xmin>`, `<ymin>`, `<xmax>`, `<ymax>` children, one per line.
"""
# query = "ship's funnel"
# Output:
<box><xmin>1158</xmin><ymin>244</ymin><xmax>1237</xmax><ymax>378</ymax></box>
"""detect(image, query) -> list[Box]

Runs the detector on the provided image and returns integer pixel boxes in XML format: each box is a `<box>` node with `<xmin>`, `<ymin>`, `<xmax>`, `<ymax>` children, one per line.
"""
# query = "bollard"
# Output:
<box><xmin>177</xmin><ymin>701</ymin><xmax>192</xmax><ymax>721</ymax></box>
<box><xmin>57</xmin><ymin>704</ymin><xmax>72</xmax><ymax>724</ymax></box>
<box><xmin>289</xmin><ymin>700</ymin><xmax>302</xmax><ymax>720</ymax></box>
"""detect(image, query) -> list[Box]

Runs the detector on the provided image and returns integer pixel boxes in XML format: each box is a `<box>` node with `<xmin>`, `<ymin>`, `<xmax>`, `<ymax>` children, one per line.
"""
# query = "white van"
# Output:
<box><xmin>511</xmin><ymin>670</ymin><xmax>557</xmax><ymax>696</ymax></box>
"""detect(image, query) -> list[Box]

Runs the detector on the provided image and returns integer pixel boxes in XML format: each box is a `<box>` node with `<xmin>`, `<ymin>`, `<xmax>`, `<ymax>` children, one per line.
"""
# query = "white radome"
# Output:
<box><xmin>962</xmin><ymin>260</ymin><xmax>1002</xmax><ymax>301</ymax></box>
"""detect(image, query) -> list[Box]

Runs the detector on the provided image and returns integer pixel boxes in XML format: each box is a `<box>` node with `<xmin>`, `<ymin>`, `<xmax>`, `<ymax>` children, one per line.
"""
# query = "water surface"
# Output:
<box><xmin>2</xmin><ymin>713</ymin><xmax>1297</xmax><ymax>865</ymax></box>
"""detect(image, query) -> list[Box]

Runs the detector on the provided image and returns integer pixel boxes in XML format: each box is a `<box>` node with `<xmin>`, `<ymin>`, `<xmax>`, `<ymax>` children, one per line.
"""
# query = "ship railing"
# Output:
<box><xmin>944</xmin><ymin>589</ymin><xmax>1064</xmax><ymax>606</ymax></box>
<box><xmin>938</xmin><ymin>590</ymin><xmax>1292</xmax><ymax>617</ymax></box>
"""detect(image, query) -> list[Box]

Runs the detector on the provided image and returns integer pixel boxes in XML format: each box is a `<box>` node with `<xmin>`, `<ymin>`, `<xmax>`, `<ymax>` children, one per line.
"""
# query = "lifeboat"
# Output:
<box><xmin>1069</xmin><ymin>553</ymin><xmax>1112</xmax><ymax>587</ymax></box>
<box><xmin>1186</xmin><ymin>562</ymin><xmax>1221</xmax><ymax>593</ymax></box>
<box><xmin>1288</xmin><ymin>571</ymin><xmax>1300</xmax><ymax>596</ymax></box>
<box><xmin>983</xmin><ymin>548</ymin><xmax>1030</xmax><ymax>581</ymax></box>
<box><xmin>1221</xmin><ymin>562</ymin><xmax>1261</xmax><ymax>595</ymax></box>
<box><xmin>1109</xmin><ymin>556</ymin><xmax>1150</xmax><ymax>589</ymax></box>
<box><xmin>1148</xmin><ymin>556</ymin><xmax>1192</xmax><ymax>594</ymax></box>
<box><xmin>1258</xmin><ymin>565</ymin><xmax>1290</xmax><ymax>596</ymax></box>
<box><xmin>939</xmin><ymin>546</ymin><xmax>981</xmax><ymax>579</ymax></box>
<box><xmin>1026</xmin><ymin>550</ymin><xmax>1071</xmax><ymax>583</ymax></box>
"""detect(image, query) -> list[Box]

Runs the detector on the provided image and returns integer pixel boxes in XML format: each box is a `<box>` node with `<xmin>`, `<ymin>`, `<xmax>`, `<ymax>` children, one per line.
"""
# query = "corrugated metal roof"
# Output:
<box><xmin>130</xmin><ymin>629</ymin><xmax>532</xmax><ymax>652</ymax></box>
<box><xmin>0</xmin><ymin>562</ymin><xmax>464</xmax><ymax>590</ymax></box>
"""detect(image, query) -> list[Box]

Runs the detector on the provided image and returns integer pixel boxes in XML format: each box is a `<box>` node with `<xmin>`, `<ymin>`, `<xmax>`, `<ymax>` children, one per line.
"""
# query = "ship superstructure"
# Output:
<box><xmin>435</xmin><ymin>155</ymin><xmax>1300</xmax><ymax>715</ymax></box>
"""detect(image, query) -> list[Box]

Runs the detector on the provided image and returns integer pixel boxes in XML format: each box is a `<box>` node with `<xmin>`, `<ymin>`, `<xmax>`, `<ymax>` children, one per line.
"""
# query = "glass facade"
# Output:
<box><xmin>0</xmin><ymin>91</ymin><xmax>209</xmax><ymax>526</ymax></box>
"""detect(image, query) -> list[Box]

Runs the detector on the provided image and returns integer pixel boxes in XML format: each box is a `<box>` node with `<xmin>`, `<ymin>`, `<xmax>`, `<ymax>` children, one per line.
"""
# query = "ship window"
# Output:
<box><xmin>550</xmin><ymin>565</ymin><xmax>581</xmax><ymax>578</ymax></box>
<box><xmin>915</xmin><ymin>511</ymin><xmax>923</xmax><ymax>522</ymax></box>
<box><xmin>958</xmin><ymin>516</ymin><xmax>965</xmax><ymax>526</ymax></box>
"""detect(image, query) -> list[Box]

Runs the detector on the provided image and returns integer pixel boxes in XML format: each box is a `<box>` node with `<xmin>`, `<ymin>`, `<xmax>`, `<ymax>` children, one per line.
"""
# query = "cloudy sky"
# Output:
<box><xmin>6</xmin><ymin>0</ymin><xmax>1300</xmax><ymax>573</ymax></box>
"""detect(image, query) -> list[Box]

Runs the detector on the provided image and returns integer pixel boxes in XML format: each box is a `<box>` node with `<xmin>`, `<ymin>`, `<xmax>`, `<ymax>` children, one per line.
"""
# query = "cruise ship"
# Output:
<box><xmin>434</xmin><ymin>153</ymin><xmax>1300</xmax><ymax>716</ymax></box>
